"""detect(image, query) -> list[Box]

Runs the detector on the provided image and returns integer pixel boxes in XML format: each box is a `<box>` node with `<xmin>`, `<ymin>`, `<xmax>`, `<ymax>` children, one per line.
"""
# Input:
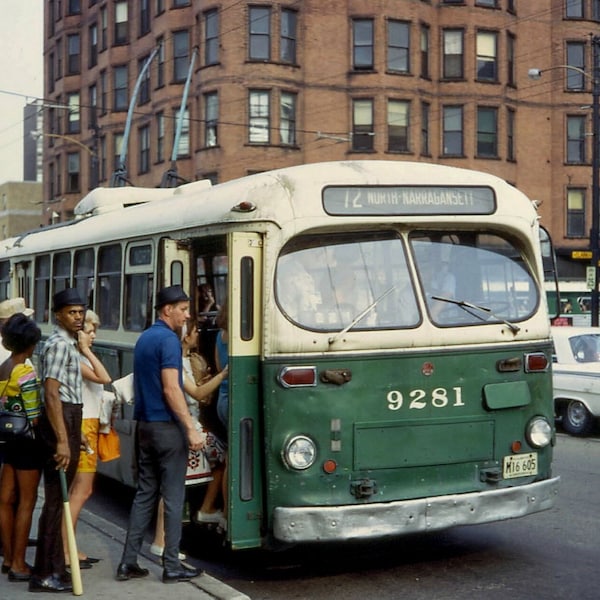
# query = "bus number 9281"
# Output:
<box><xmin>0</xmin><ymin>160</ymin><xmax>559</xmax><ymax>550</ymax></box>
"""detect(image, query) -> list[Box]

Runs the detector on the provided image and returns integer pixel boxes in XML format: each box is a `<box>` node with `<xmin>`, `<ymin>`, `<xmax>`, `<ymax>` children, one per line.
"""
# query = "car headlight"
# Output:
<box><xmin>526</xmin><ymin>416</ymin><xmax>552</xmax><ymax>448</ymax></box>
<box><xmin>283</xmin><ymin>435</ymin><xmax>317</xmax><ymax>470</ymax></box>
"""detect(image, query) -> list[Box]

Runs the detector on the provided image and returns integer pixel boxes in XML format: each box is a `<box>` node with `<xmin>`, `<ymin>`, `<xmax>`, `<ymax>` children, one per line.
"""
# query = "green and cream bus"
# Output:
<box><xmin>0</xmin><ymin>160</ymin><xmax>559</xmax><ymax>550</ymax></box>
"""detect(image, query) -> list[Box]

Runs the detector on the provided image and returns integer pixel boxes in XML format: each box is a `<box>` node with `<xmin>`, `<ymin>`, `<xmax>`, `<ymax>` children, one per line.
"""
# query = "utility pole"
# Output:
<box><xmin>590</xmin><ymin>35</ymin><xmax>600</xmax><ymax>326</ymax></box>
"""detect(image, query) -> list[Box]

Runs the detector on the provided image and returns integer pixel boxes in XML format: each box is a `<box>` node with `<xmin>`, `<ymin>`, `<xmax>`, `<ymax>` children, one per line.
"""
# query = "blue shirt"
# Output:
<box><xmin>40</xmin><ymin>326</ymin><xmax>83</xmax><ymax>405</ymax></box>
<box><xmin>133</xmin><ymin>319</ymin><xmax>183</xmax><ymax>422</ymax></box>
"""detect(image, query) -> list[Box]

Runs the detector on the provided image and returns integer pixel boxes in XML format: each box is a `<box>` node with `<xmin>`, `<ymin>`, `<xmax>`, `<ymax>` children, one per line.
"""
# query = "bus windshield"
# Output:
<box><xmin>275</xmin><ymin>230</ymin><xmax>538</xmax><ymax>331</ymax></box>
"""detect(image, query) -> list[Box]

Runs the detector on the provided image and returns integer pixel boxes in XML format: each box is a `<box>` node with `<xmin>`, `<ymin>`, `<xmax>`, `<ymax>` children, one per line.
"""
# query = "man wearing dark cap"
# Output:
<box><xmin>30</xmin><ymin>288</ymin><xmax>86</xmax><ymax>593</ymax></box>
<box><xmin>117</xmin><ymin>285</ymin><xmax>202</xmax><ymax>584</ymax></box>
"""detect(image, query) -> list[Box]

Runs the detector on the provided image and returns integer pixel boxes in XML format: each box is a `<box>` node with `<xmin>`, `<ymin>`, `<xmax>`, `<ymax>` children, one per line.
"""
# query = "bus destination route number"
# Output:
<box><xmin>503</xmin><ymin>452</ymin><xmax>538</xmax><ymax>479</ymax></box>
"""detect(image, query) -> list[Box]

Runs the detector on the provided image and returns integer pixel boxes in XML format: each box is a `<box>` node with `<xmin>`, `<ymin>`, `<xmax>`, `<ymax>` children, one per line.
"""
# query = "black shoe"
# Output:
<box><xmin>8</xmin><ymin>569</ymin><xmax>31</xmax><ymax>582</ymax></box>
<box><xmin>116</xmin><ymin>562</ymin><xmax>149</xmax><ymax>581</ymax></box>
<box><xmin>162</xmin><ymin>564</ymin><xmax>202</xmax><ymax>583</ymax></box>
<box><xmin>28</xmin><ymin>574</ymin><xmax>73</xmax><ymax>593</ymax></box>
<box><xmin>66</xmin><ymin>559</ymin><xmax>92</xmax><ymax>571</ymax></box>
<box><xmin>81</xmin><ymin>556</ymin><xmax>101</xmax><ymax>564</ymax></box>
<box><xmin>1</xmin><ymin>563</ymin><xmax>10</xmax><ymax>574</ymax></box>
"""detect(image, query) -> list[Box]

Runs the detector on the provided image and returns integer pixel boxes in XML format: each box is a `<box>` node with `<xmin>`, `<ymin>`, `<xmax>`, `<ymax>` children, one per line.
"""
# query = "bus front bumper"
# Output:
<box><xmin>273</xmin><ymin>476</ymin><xmax>560</xmax><ymax>543</ymax></box>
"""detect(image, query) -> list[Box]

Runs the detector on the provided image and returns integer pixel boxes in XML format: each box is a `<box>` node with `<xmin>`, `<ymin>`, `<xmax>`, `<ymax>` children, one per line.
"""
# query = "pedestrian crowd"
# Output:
<box><xmin>0</xmin><ymin>284</ymin><xmax>227</xmax><ymax>593</ymax></box>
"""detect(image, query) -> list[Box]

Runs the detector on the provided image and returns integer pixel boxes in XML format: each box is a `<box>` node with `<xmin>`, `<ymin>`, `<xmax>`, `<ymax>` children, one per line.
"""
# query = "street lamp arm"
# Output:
<box><xmin>528</xmin><ymin>65</ymin><xmax>594</xmax><ymax>82</ymax></box>
<box><xmin>31</xmin><ymin>130</ymin><xmax>96</xmax><ymax>157</ymax></box>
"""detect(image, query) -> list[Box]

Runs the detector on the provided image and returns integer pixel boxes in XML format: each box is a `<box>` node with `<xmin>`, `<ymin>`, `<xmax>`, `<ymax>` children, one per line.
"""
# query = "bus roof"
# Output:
<box><xmin>2</xmin><ymin>161</ymin><xmax>537</xmax><ymax>256</ymax></box>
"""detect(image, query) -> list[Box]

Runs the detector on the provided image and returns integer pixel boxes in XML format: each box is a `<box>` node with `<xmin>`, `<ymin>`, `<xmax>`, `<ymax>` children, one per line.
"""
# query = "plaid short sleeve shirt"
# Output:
<box><xmin>40</xmin><ymin>326</ymin><xmax>83</xmax><ymax>405</ymax></box>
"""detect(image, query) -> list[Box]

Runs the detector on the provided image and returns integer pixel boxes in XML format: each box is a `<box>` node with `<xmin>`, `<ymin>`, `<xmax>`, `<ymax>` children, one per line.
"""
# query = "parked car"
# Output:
<box><xmin>551</xmin><ymin>326</ymin><xmax>600</xmax><ymax>436</ymax></box>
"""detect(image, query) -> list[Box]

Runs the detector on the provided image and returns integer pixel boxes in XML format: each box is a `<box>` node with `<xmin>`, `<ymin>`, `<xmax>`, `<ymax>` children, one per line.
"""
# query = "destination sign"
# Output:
<box><xmin>322</xmin><ymin>186</ymin><xmax>496</xmax><ymax>216</ymax></box>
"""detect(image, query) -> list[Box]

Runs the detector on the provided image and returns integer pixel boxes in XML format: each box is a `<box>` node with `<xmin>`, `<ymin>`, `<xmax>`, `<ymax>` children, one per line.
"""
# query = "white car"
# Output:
<box><xmin>552</xmin><ymin>326</ymin><xmax>600</xmax><ymax>436</ymax></box>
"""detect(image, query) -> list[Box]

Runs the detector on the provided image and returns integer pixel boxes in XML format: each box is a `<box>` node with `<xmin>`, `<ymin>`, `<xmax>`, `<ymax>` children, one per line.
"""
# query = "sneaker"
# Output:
<box><xmin>195</xmin><ymin>510</ymin><xmax>224</xmax><ymax>524</ymax></box>
<box><xmin>149</xmin><ymin>544</ymin><xmax>186</xmax><ymax>560</ymax></box>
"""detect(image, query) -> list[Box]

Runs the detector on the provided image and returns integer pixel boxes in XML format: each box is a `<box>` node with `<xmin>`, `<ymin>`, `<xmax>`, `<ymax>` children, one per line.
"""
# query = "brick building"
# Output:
<box><xmin>41</xmin><ymin>0</ymin><xmax>600</xmax><ymax>277</ymax></box>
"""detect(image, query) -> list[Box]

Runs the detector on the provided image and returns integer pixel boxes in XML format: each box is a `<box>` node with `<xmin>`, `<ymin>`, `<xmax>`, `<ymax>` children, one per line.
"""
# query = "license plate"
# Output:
<box><xmin>503</xmin><ymin>452</ymin><xmax>538</xmax><ymax>479</ymax></box>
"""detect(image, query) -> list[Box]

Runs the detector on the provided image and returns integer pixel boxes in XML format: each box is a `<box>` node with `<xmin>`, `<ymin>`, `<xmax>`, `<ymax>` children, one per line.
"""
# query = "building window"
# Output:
<box><xmin>475</xmin><ymin>0</ymin><xmax>497</xmax><ymax>6</ymax></box>
<box><xmin>249</xmin><ymin>90</ymin><xmax>270</xmax><ymax>143</ymax></box>
<box><xmin>567</xmin><ymin>188</ymin><xmax>586</xmax><ymax>237</ymax></box>
<box><xmin>567</xmin><ymin>115</ymin><xmax>587</xmax><ymax>163</ymax></box>
<box><xmin>476</xmin><ymin>31</ymin><xmax>497</xmax><ymax>82</ymax></box>
<box><xmin>442</xmin><ymin>29</ymin><xmax>463</xmax><ymax>79</ymax></box>
<box><xmin>421</xmin><ymin>102</ymin><xmax>430</xmax><ymax>155</ymax></box>
<box><xmin>566</xmin><ymin>0</ymin><xmax>584</xmax><ymax>18</ymax></box>
<box><xmin>100</xmin><ymin>6</ymin><xmax>108</xmax><ymax>51</ymax></box>
<box><xmin>67</xmin><ymin>33</ymin><xmax>80</xmax><ymax>75</ymax></box>
<box><xmin>476</xmin><ymin>106</ymin><xmax>498</xmax><ymax>157</ymax></box>
<box><xmin>68</xmin><ymin>0</ymin><xmax>81</xmax><ymax>15</ymax></box>
<box><xmin>56</xmin><ymin>38</ymin><xmax>63</xmax><ymax>79</ymax></box>
<box><xmin>49</xmin><ymin>0</ymin><xmax>55</xmax><ymax>36</ymax></box>
<box><xmin>139</xmin><ymin>125</ymin><xmax>150</xmax><ymax>173</ymax></box>
<box><xmin>114</xmin><ymin>133</ymin><xmax>124</xmax><ymax>170</ymax></box>
<box><xmin>114</xmin><ymin>65</ymin><xmax>128</xmax><ymax>111</ymax></box>
<box><xmin>594</xmin><ymin>0</ymin><xmax>600</xmax><ymax>20</ymax></box>
<box><xmin>156</xmin><ymin>112</ymin><xmax>165</xmax><ymax>162</ymax></box>
<box><xmin>205</xmin><ymin>9</ymin><xmax>218</xmax><ymax>65</ymax></box>
<box><xmin>88</xmin><ymin>84</ymin><xmax>97</xmax><ymax>132</ymax></box>
<box><xmin>507</xmin><ymin>107</ymin><xmax>515</xmax><ymax>161</ymax></box>
<box><xmin>352</xmin><ymin>99</ymin><xmax>374</xmax><ymax>151</ymax></box>
<box><xmin>420</xmin><ymin>24</ymin><xmax>430</xmax><ymax>78</ymax></box>
<box><xmin>67</xmin><ymin>152</ymin><xmax>80</xmax><ymax>193</ymax></box>
<box><xmin>249</xmin><ymin>6</ymin><xmax>271</xmax><ymax>60</ymax></box>
<box><xmin>67</xmin><ymin>92</ymin><xmax>80</xmax><ymax>133</ymax></box>
<box><xmin>173</xmin><ymin>30</ymin><xmax>189</xmax><ymax>83</ymax></box>
<box><xmin>175</xmin><ymin>107</ymin><xmax>189</xmax><ymax>157</ymax></box>
<box><xmin>280</xmin><ymin>91</ymin><xmax>296</xmax><ymax>145</ymax></box>
<box><xmin>388</xmin><ymin>20</ymin><xmax>410</xmax><ymax>73</ymax></box>
<box><xmin>114</xmin><ymin>1</ymin><xmax>129</xmax><ymax>45</ymax></box>
<box><xmin>205</xmin><ymin>92</ymin><xmax>218</xmax><ymax>147</ymax></box>
<box><xmin>566</xmin><ymin>42</ymin><xmax>586</xmax><ymax>90</ymax></box>
<box><xmin>138</xmin><ymin>56</ymin><xmax>151</xmax><ymax>105</ymax></box>
<box><xmin>443</xmin><ymin>105</ymin><xmax>463</xmax><ymax>156</ymax></box>
<box><xmin>48</xmin><ymin>52</ymin><xmax>55</xmax><ymax>93</ymax></box>
<box><xmin>140</xmin><ymin>0</ymin><xmax>150</xmax><ymax>36</ymax></box>
<box><xmin>99</xmin><ymin>137</ymin><xmax>106</xmax><ymax>182</ymax></box>
<box><xmin>157</xmin><ymin>37</ymin><xmax>165</xmax><ymax>87</ymax></box>
<box><xmin>353</xmin><ymin>19</ymin><xmax>374</xmax><ymax>70</ymax></box>
<box><xmin>388</xmin><ymin>100</ymin><xmax>410</xmax><ymax>152</ymax></box>
<box><xmin>156</xmin><ymin>0</ymin><xmax>165</xmax><ymax>14</ymax></box>
<box><xmin>89</xmin><ymin>23</ymin><xmax>98</xmax><ymax>68</ymax></box>
<box><xmin>281</xmin><ymin>9</ymin><xmax>297</xmax><ymax>64</ymax></box>
<box><xmin>100</xmin><ymin>70</ymin><xmax>107</xmax><ymax>115</ymax></box>
<box><xmin>173</xmin><ymin>0</ymin><xmax>190</xmax><ymax>6</ymax></box>
<box><xmin>507</xmin><ymin>33</ymin><xmax>515</xmax><ymax>87</ymax></box>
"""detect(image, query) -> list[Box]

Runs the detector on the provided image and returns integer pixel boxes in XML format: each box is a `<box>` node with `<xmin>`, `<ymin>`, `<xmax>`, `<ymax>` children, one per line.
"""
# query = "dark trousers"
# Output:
<box><xmin>120</xmin><ymin>421</ymin><xmax>187</xmax><ymax>570</ymax></box>
<box><xmin>33</xmin><ymin>403</ymin><xmax>82</xmax><ymax>578</ymax></box>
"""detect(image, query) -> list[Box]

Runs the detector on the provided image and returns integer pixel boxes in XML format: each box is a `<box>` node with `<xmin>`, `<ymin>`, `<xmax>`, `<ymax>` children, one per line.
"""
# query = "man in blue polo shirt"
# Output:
<box><xmin>116</xmin><ymin>285</ymin><xmax>202</xmax><ymax>584</ymax></box>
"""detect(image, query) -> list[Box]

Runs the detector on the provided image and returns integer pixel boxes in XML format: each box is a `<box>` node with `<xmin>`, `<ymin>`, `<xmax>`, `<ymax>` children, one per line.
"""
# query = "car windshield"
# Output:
<box><xmin>275</xmin><ymin>230</ymin><xmax>539</xmax><ymax>331</ymax></box>
<box><xmin>568</xmin><ymin>333</ymin><xmax>600</xmax><ymax>362</ymax></box>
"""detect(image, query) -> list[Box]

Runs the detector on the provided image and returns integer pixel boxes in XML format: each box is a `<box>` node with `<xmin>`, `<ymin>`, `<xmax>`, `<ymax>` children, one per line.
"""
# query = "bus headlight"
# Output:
<box><xmin>284</xmin><ymin>435</ymin><xmax>317</xmax><ymax>470</ymax></box>
<box><xmin>526</xmin><ymin>417</ymin><xmax>552</xmax><ymax>448</ymax></box>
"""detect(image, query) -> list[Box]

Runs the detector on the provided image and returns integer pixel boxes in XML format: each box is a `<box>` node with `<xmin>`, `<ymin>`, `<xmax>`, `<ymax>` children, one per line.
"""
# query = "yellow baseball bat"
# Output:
<box><xmin>59</xmin><ymin>469</ymin><xmax>83</xmax><ymax>596</ymax></box>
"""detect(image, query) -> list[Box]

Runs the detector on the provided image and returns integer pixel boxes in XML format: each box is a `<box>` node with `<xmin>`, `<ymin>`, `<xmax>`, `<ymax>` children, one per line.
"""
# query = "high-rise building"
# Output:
<box><xmin>41</xmin><ymin>0</ymin><xmax>600</xmax><ymax>278</ymax></box>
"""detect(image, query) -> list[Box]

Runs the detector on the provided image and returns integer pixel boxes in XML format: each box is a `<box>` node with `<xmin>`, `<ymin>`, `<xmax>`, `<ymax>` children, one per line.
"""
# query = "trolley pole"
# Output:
<box><xmin>591</xmin><ymin>34</ymin><xmax>600</xmax><ymax>327</ymax></box>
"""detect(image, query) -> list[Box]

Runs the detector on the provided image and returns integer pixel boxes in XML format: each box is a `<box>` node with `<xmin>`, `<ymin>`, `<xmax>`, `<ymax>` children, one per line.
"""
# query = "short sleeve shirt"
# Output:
<box><xmin>40</xmin><ymin>326</ymin><xmax>83</xmax><ymax>405</ymax></box>
<box><xmin>133</xmin><ymin>319</ymin><xmax>183</xmax><ymax>422</ymax></box>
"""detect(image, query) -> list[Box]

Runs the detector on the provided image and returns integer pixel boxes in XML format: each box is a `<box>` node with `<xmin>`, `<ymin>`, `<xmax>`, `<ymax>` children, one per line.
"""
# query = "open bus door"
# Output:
<box><xmin>227</xmin><ymin>232</ymin><xmax>263</xmax><ymax>549</ymax></box>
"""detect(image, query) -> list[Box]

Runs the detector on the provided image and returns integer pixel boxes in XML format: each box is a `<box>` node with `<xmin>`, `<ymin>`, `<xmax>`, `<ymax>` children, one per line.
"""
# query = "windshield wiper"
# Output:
<box><xmin>328</xmin><ymin>285</ymin><xmax>396</xmax><ymax>346</ymax></box>
<box><xmin>430</xmin><ymin>295</ymin><xmax>521</xmax><ymax>334</ymax></box>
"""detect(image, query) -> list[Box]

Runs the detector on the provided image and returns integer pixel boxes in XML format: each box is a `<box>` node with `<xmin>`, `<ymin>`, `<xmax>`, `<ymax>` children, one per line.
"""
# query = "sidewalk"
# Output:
<box><xmin>0</xmin><ymin>498</ymin><xmax>250</xmax><ymax>600</ymax></box>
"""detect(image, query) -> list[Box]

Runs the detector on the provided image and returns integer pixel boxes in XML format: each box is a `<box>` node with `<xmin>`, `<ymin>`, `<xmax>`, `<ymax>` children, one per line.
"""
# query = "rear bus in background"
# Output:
<box><xmin>0</xmin><ymin>161</ymin><xmax>559</xmax><ymax>550</ymax></box>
